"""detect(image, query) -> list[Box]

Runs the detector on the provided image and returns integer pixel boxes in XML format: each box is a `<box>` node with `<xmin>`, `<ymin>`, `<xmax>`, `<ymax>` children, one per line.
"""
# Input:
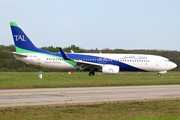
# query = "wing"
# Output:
<box><xmin>74</xmin><ymin>60</ymin><xmax>102</xmax><ymax>70</ymax></box>
<box><xmin>59</xmin><ymin>48</ymin><xmax>102</xmax><ymax>70</ymax></box>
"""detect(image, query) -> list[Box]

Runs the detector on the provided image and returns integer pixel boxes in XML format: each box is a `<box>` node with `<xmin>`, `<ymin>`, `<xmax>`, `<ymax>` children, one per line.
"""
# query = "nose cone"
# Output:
<box><xmin>171</xmin><ymin>62</ymin><xmax>177</xmax><ymax>69</ymax></box>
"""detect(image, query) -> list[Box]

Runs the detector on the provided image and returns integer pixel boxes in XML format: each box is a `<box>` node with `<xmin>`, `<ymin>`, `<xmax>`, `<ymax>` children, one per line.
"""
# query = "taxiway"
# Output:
<box><xmin>0</xmin><ymin>85</ymin><xmax>180</xmax><ymax>108</ymax></box>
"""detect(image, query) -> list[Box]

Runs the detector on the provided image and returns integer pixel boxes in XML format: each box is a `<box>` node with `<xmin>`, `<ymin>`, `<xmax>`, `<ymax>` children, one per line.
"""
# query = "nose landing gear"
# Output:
<box><xmin>157</xmin><ymin>73</ymin><xmax>161</xmax><ymax>77</ymax></box>
<box><xmin>157</xmin><ymin>71</ymin><xmax>167</xmax><ymax>77</ymax></box>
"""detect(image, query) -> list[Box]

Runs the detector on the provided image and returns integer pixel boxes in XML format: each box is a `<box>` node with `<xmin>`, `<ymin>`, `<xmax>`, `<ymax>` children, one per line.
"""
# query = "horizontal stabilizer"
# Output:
<box><xmin>4</xmin><ymin>51</ymin><xmax>27</xmax><ymax>57</ymax></box>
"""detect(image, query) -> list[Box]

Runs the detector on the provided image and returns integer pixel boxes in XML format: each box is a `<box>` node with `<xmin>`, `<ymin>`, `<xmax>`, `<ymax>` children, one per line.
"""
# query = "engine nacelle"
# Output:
<box><xmin>102</xmin><ymin>65</ymin><xmax>119</xmax><ymax>74</ymax></box>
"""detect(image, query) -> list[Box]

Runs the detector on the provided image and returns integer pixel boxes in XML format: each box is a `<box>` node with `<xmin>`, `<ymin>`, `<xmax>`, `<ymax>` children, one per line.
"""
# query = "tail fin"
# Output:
<box><xmin>10</xmin><ymin>22</ymin><xmax>38</xmax><ymax>53</ymax></box>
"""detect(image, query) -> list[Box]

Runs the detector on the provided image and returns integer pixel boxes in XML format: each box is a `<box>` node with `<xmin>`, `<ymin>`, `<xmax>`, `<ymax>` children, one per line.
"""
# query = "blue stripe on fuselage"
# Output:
<box><xmin>52</xmin><ymin>53</ymin><xmax>145</xmax><ymax>72</ymax></box>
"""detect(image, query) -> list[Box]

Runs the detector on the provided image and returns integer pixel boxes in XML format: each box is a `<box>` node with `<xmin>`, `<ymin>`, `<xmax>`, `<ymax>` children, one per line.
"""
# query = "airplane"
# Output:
<box><xmin>5</xmin><ymin>22</ymin><xmax>177</xmax><ymax>77</ymax></box>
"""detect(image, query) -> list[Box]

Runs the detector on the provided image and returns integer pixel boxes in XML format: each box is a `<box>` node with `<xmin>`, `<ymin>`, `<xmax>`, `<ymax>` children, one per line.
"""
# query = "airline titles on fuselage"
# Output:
<box><xmin>45</xmin><ymin>55</ymin><xmax>150</xmax><ymax>64</ymax></box>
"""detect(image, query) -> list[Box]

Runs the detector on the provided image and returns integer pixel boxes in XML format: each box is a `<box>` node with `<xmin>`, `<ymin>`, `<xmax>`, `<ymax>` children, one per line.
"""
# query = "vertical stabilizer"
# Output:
<box><xmin>10</xmin><ymin>22</ymin><xmax>37</xmax><ymax>53</ymax></box>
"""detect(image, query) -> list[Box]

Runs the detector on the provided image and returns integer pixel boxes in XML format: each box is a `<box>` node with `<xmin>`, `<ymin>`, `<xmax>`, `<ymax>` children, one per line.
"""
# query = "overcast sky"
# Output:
<box><xmin>0</xmin><ymin>0</ymin><xmax>180</xmax><ymax>51</ymax></box>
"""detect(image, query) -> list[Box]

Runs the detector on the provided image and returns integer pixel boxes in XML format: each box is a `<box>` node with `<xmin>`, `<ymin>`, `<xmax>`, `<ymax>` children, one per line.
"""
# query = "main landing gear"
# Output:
<box><xmin>89</xmin><ymin>71</ymin><xmax>95</xmax><ymax>76</ymax></box>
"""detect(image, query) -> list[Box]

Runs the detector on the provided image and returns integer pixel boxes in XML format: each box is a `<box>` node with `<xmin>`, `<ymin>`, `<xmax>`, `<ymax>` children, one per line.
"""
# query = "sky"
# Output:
<box><xmin>0</xmin><ymin>0</ymin><xmax>180</xmax><ymax>51</ymax></box>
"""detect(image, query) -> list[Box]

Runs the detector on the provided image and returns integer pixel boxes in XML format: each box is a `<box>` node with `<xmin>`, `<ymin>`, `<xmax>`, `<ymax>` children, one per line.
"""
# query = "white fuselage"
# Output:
<box><xmin>14</xmin><ymin>53</ymin><xmax>177</xmax><ymax>72</ymax></box>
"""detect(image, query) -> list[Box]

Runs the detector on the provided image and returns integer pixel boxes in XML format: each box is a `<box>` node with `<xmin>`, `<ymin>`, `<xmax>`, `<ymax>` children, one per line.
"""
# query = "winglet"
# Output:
<box><xmin>59</xmin><ymin>48</ymin><xmax>71</xmax><ymax>60</ymax></box>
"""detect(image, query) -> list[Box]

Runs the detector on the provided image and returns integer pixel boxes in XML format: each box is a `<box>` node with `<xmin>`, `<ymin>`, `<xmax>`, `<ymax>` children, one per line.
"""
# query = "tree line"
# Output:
<box><xmin>1</xmin><ymin>44</ymin><xmax>180</xmax><ymax>72</ymax></box>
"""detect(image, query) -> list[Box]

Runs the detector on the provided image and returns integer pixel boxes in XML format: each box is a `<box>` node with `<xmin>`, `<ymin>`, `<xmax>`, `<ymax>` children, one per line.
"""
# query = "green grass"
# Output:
<box><xmin>0</xmin><ymin>100</ymin><xmax>180</xmax><ymax>120</ymax></box>
<box><xmin>0</xmin><ymin>72</ymin><xmax>180</xmax><ymax>119</ymax></box>
<box><xmin>0</xmin><ymin>72</ymin><xmax>180</xmax><ymax>89</ymax></box>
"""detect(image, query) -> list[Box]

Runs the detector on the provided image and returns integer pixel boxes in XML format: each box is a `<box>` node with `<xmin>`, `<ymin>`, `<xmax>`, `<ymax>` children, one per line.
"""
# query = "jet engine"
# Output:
<box><xmin>102</xmin><ymin>65</ymin><xmax>119</xmax><ymax>74</ymax></box>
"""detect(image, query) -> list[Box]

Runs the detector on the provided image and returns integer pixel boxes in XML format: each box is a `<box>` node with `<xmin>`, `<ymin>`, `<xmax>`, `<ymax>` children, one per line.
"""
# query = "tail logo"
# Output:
<box><xmin>14</xmin><ymin>35</ymin><xmax>26</xmax><ymax>41</ymax></box>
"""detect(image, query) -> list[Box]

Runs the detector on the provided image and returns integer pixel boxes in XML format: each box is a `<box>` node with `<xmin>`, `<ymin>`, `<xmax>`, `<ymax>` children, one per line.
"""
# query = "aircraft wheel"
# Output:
<box><xmin>157</xmin><ymin>73</ymin><xmax>161</xmax><ymax>77</ymax></box>
<box><xmin>89</xmin><ymin>71</ymin><xmax>95</xmax><ymax>76</ymax></box>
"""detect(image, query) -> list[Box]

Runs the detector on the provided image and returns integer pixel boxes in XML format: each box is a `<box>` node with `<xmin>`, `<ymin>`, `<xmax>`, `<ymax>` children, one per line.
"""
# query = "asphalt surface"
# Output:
<box><xmin>0</xmin><ymin>85</ymin><xmax>180</xmax><ymax>108</ymax></box>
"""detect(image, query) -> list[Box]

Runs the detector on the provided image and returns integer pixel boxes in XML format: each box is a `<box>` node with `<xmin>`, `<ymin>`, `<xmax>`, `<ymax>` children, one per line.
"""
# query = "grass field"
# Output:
<box><xmin>0</xmin><ymin>72</ymin><xmax>180</xmax><ymax>89</ymax></box>
<box><xmin>0</xmin><ymin>100</ymin><xmax>180</xmax><ymax>120</ymax></box>
<box><xmin>0</xmin><ymin>72</ymin><xmax>180</xmax><ymax>119</ymax></box>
